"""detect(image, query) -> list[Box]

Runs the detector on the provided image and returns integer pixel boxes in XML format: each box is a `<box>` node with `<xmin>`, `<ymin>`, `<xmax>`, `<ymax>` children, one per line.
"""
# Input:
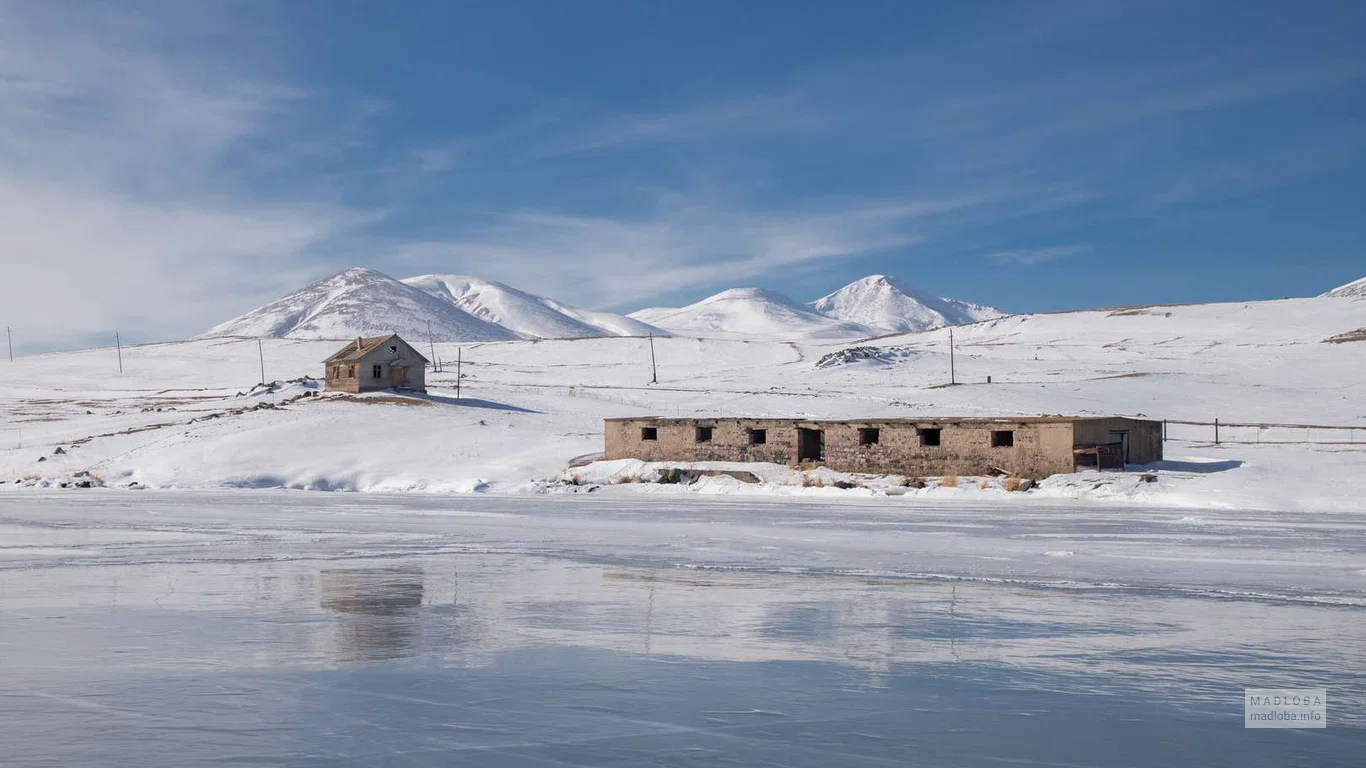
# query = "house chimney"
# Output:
<box><xmin>356</xmin><ymin>336</ymin><xmax>363</xmax><ymax>351</ymax></box>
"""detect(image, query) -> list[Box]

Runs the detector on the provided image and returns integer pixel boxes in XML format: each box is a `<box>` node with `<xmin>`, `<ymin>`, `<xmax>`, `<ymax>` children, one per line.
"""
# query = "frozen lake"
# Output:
<box><xmin>1</xmin><ymin>491</ymin><xmax>1363</xmax><ymax>766</ymax></box>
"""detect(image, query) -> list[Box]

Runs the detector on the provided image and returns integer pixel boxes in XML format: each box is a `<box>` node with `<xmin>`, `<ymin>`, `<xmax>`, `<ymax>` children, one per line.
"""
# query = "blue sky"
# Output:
<box><xmin>1</xmin><ymin>0</ymin><xmax>1364</xmax><ymax>346</ymax></box>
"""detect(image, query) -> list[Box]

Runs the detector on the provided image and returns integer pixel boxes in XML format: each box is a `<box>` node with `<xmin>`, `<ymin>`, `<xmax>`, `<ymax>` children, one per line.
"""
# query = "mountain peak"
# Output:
<box><xmin>629</xmin><ymin>286</ymin><xmax>872</xmax><ymax>339</ymax></box>
<box><xmin>404</xmin><ymin>274</ymin><xmax>664</xmax><ymax>339</ymax></box>
<box><xmin>1322</xmin><ymin>276</ymin><xmax>1366</xmax><ymax>298</ymax></box>
<box><xmin>809</xmin><ymin>275</ymin><xmax>1003</xmax><ymax>333</ymax></box>
<box><xmin>200</xmin><ymin>267</ymin><xmax>518</xmax><ymax>341</ymax></box>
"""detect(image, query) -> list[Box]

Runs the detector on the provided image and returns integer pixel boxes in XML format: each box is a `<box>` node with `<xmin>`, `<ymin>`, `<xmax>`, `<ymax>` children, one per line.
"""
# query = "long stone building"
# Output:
<box><xmin>603</xmin><ymin>416</ymin><xmax>1162</xmax><ymax>478</ymax></box>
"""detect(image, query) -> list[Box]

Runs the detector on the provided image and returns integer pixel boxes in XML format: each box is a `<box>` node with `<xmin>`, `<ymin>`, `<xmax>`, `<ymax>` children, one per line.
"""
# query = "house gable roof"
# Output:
<box><xmin>323</xmin><ymin>334</ymin><xmax>429</xmax><ymax>364</ymax></box>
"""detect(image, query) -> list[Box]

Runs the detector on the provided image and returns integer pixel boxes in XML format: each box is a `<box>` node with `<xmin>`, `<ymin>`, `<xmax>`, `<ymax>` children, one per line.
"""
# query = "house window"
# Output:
<box><xmin>641</xmin><ymin>427</ymin><xmax>658</xmax><ymax>441</ymax></box>
<box><xmin>991</xmin><ymin>430</ymin><xmax>1014</xmax><ymax>448</ymax></box>
<box><xmin>372</xmin><ymin>364</ymin><xmax>383</xmax><ymax>379</ymax></box>
<box><xmin>347</xmin><ymin>365</ymin><xmax>355</xmax><ymax>378</ymax></box>
<box><xmin>695</xmin><ymin>426</ymin><xmax>713</xmax><ymax>443</ymax></box>
<box><xmin>920</xmin><ymin>428</ymin><xmax>941</xmax><ymax>446</ymax></box>
<box><xmin>389</xmin><ymin>345</ymin><xmax>397</xmax><ymax>353</ymax></box>
<box><xmin>858</xmin><ymin>427</ymin><xmax>880</xmax><ymax>446</ymax></box>
<box><xmin>748</xmin><ymin>428</ymin><xmax>767</xmax><ymax>445</ymax></box>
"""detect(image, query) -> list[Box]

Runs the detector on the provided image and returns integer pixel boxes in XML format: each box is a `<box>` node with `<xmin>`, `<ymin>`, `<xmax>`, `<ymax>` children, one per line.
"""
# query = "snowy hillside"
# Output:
<box><xmin>404</xmin><ymin>275</ymin><xmax>664</xmax><ymax>339</ymax></box>
<box><xmin>630</xmin><ymin>288</ymin><xmax>874</xmax><ymax>339</ymax></box>
<box><xmin>810</xmin><ymin>275</ymin><xmax>1003</xmax><ymax>332</ymax></box>
<box><xmin>201</xmin><ymin>268</ymin><xmax>519</xmax><ymax>342</ymax></box>
<box><xmin>1323</xmin><ymin>276</ymin><xmax>1366</xmax><ymax>298</ymax></box>
<box><xmin>4</xmin><ymin>292</ymin><xmax>1363</xmax><ymax>510</ymax></box>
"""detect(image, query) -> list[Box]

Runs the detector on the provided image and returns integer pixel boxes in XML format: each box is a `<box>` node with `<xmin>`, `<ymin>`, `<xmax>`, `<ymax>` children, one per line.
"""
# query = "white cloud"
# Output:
<box><xmin>987</xmin><ymin>245</ymin><xmax>1092</xmax><ymax>266</ymax></box>
<box><xmin>0</xmin><ymin>2</ymin><xmax>368</xmax><ymax>349</ymax></box>
<box><xmin>380</xmin><ymin>195</ymin><xmax>1025</xmax><ymax>308</ymax></box>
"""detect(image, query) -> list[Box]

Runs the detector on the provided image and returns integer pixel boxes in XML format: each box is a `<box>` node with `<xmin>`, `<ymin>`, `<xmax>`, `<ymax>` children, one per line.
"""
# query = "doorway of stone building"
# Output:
<box><xmin>798</xmin><ymin>428</ymin><xmax>825</xmax><ymax>462</ymax></box>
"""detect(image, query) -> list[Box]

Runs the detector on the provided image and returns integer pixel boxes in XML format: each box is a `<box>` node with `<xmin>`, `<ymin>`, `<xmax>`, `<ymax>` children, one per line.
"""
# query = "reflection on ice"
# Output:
<box><xmin>320</xmin><ymin>567</ymin><xmax>424</xmax><ymax>662</ymax></box>
<box><xmin>0</xmin><ymin>492</ymin><xmax>1363</xmax><ymax>765</ymax></box>
<box><xmin>3</xmin><ymin>551</ymin><xmax>1361</xmax><ymax>708</ymax></box>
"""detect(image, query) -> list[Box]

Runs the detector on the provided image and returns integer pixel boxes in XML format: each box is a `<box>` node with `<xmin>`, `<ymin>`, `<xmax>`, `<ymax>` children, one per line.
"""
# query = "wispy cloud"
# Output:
<box><xmin>3</xmin><ymin>1</ymin><xmax>1362</xmax><ymax>344</ymax></box>
<box><xmin>389</xmin><ymin>202</ymin><xmax>927</xmax><ymax>308</ymax></box>
<box><xmin>987</xmin><ymin>245</ymin><xmax>1092</xmax><ymax>266</ymax></box>
<box><xmin>0</xmin><ymin>2</ymin><xmax>370</xmax><ymax>347</ymax></box>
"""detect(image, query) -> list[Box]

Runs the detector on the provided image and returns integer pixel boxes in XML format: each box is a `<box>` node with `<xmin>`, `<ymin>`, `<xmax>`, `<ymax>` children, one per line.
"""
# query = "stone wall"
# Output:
<box><xmin>604</xmin><ymin>418</ymin><xmax>1093</xmax><ymax>478</ymax></box>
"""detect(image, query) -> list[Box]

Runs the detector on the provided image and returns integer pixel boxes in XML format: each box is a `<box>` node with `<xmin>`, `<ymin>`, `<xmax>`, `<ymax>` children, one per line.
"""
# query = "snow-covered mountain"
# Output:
<box><xmin>630</xmin><ymin>288</ymin><xmax>874</xmax><ymax>340</ymax></box>
<box><xmin>809</xmin><ymin>275</ymin><xmax>1003</xmax><ymax>333</ymax></box>
<box><xmin>404</xmin><ymin>275</ymin><xmax>664</xmax><ymax>339</ymax></box>
<box><xmin>1322</xmin><ymin>276</ymin><xmax>1366</xmax><ymax>298</ymax></box>
<box><xmin>201</xmin><ymin>268</ymin><xmax>519</xmax><ymax>341</ymax></box>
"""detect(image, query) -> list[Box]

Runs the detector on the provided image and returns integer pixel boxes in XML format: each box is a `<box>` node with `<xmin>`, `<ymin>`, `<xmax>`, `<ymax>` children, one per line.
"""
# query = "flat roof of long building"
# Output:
<box><xmin>606</xmin><ymin>415</ymin><xmax>1152</xmax><ymax>424</ymax></box>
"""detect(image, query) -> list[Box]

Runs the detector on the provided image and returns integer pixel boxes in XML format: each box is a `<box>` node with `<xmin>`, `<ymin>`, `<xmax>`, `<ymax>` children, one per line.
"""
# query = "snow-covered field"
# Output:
<box><xmin>1</xmin><ymin>294</ymin><xmax>1363</xmax><ymax>510</ymax></box>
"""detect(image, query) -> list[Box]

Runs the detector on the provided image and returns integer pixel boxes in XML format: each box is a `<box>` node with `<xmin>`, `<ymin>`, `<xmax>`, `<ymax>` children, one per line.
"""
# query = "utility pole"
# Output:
<box><xmin>115</xmin><ymin>331</ymin><xmax>123</xmax><ymax>373</ymax></box>
<box><xmin>949</xmin><ymin>327</ymin><xmax>956</xmax><ymax>385</ymax></box>
<box><xmin>427</xmin><ymin>320</ymin><xmax>439</xmax><ymax>373</ymax></box>
<box><xmin>456</xmin><ymin>348</ymin><xmax>462</xmax><ymax>400</ymax></box>
<box><xmin>257</xmin><ymin>339</ymin><xmax>266</xmax><ymax>384</ymax></box>
<box><xmin>648</xmin><ymin>333</ymin><xmax>658</xmax><ymax>384</ymax></box>
<box><xmin>6</xmin><ymin>326</ymin><xmax>11</xmax><ymax>362</ymax></box>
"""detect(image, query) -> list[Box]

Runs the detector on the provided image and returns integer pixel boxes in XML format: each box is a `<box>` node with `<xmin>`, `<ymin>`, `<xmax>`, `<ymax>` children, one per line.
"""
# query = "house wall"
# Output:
<box><xmin>356</xmin><ymin>341</ymin><xmax>427</xmax><ymax>393</ymax></box>
<box><xmin>324</xmin><ymin>337</ymin><xmax>428</xmax><ymax>393</ymax></box>
<box><xmin>604</xmin><ymin>419</ymin><xmax>800</xmax><ymax>466</ymax></box>
<box><xmin>324</xmin><ymin>362</ymin><xmax>362</xmax><ymax>393</ymax></box>
<box><xmin>604</xmin><ymin>418</ymin><xmax>1086</xmax><ymax>478</ymax></box>
<box><xmin>1072</xmin><ymin>417</ymin><xmax>1163</xmax><ymax>466</ymax></box>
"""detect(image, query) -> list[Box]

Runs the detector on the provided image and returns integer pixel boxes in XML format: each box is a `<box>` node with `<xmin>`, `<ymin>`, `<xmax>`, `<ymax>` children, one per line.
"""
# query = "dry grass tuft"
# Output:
<box><xmin>330</xmin><ymin>395</ymin><xmax>432</xmax><ymax>407</ymax></box>
<box><xmin>939</xmin><ymin>475</ymin><xmax>958</xmax><ymax>488</ymax></box>
<box><xmin>1003</xmin><ymin>476</ymin><xmax>1022</xmax><ymax>492</ymax></box>
<box><xmin>800</xmin><ymin>473</ymin><xmax>826</xmax><ymax>488</ymax></box>
<box><xmin>1324</xmin><ymin>328</ymin><xmax>1366</xmax><ymax>344</ymax></box>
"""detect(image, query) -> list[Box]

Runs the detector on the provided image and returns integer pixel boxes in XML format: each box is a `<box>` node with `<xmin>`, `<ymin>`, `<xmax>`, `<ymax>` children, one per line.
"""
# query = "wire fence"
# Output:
<box><xmin>1162</xmin><ymin>419</ymin><xmax>1364</xmax><ymax>446</ymax></box>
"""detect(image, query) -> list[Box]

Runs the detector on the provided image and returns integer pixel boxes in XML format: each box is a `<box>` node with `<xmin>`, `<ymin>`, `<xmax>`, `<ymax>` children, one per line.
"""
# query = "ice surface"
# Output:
<box><xmin>0</xmin><ymin>491</ymin><xmax>1362</xmax><ymax>765</ymax></box>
